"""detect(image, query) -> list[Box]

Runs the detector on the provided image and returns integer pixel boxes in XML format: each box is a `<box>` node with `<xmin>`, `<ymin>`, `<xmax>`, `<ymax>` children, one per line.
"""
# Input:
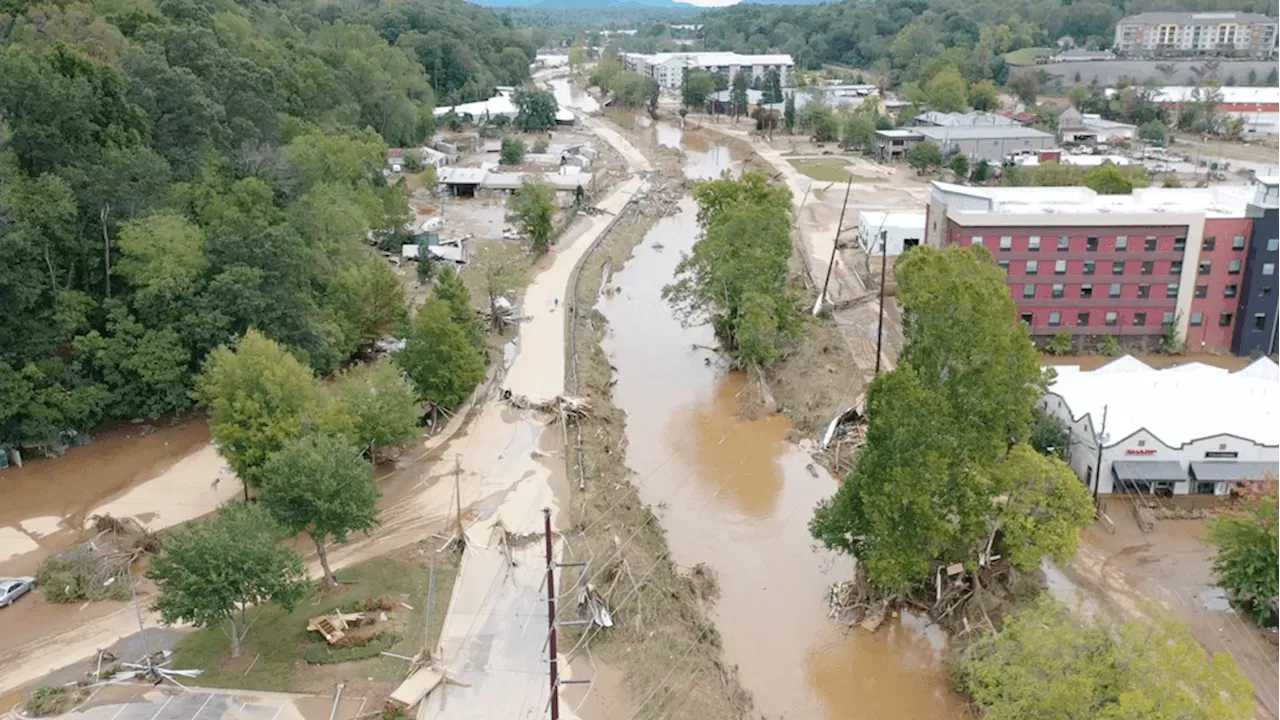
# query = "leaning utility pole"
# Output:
<box><xmin>1092</xmin><ymin>405</ymin><xmax>1109</xmax><ymax>505</ymax></box>
<box><xmin>453</xmin><ymin>456</ymin><xmax>463</xmax><ymax>538</ymax></box>
<box><xmin>814</xmin><ymin>178</ymin><xmax>853</xmax><ymax>316</ymax></box>
<box><xmin>543</xmin><ymin>508</ymin><xmax>559</xmax><ymax>720</ymax></box>
<box><xmin>873</xmin><ymin>230</ymin><xmax>888</xmax><ymax>376</ymax></box>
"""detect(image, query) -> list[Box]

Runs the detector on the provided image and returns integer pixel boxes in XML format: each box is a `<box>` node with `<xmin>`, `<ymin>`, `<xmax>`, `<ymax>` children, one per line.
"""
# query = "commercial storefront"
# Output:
<box><xmin>1039</xmin><ymin>355</ymin><xmax>1279</xmax><ymax>496</ymax></box>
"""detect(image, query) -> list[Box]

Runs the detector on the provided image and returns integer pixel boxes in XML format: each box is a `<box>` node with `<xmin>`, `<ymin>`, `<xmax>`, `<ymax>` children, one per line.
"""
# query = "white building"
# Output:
<box><xmin>433</xmin><ymin>88</ymin><xmax>518</xmax><ymax>121</ymax></box>
<box><xmin>857</xmin><ymin>211</ymin><xmax>925</xmax><ymax>256</ymax></box>
<box><xmin>1059</xmin><ymin>110</ymin><xmax>1138</xmax><ymax>143</ymax></box>
<box><xmin>1112</xmin><ymin>12</ymin><xmax>1278</xmax><ymax>59</ymax></box>
<box><xmin>620</xmin><ymin>52</ymin><xmax>793</xmax><ymax>91</ymax></box>
<box><xmin>1040</xmin><ymin>355</ymin><xmax>1279</xmax><ymax>496</ymax></box>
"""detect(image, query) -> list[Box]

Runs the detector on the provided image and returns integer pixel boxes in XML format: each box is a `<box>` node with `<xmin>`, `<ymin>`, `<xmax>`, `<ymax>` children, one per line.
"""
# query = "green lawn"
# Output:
<box><xmin>1003</xmin><ymin>47</ymin><xmax>1052</xmax><ymax>66</ymax></box>
<box><xmin>788</xmin><ymin>158</ymin><xmax>853</xmax><ymax>182</ymax></box>
<box><xmin>170</xmin><ymin>555</ymin><xmax>457</xmax><ymax>692</ymax></box>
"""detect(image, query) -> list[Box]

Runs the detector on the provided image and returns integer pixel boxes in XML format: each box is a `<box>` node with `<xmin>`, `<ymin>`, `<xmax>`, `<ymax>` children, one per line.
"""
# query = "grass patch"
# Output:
<box><xmin>786</xmin><ymin>158</ymin><xmax>879</xmax><ymax>184</ymax></box>
<box><xmin>1003</xmin><ymin>47</ymin><xmax>1051</xmax><ymax>66</ymax></box>
<box><xmin>303</xmin><ymin>632</ymin><xmax>400</xmax><ymax>664</ymax></box>
<box><xmin>169</xmin><ymin>555</ymin><xmax>457</xmax><ymax>693</ymax></box>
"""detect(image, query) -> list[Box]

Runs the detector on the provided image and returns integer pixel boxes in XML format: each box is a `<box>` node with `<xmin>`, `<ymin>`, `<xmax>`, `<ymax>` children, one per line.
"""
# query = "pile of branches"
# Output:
<box><xmin>36</xmin><ymin>515</ymin><xmax>162</xmax><ymax>603</ymax></box>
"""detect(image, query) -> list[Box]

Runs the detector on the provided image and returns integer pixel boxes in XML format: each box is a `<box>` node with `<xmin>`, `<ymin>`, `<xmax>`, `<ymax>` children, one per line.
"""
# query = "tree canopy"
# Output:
<box><xmin>1205</xmin><ymin>483</ymin><xmax>1279</xmax><ymax>626</ymax></box>
<box><xmin>396</xmin><ymin>297</ymin><xmax>486</xmax><ymax>411</ymax></box>
<box><xmin>514</xmin><ymin>89</ymin><xmax>559</xmax><ymax>132</ymax></box>
<box><xmin>509</xmin><ymin>177</ymin><xmax>557</xmax><ymax>255</ymax></box>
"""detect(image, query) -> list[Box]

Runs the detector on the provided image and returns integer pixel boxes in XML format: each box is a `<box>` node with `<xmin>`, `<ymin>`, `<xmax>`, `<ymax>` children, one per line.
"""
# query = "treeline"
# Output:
<box><xmin>0</xmin><ymin>0</ymin><xmax>524</xmax><ymax>451</ymax></box>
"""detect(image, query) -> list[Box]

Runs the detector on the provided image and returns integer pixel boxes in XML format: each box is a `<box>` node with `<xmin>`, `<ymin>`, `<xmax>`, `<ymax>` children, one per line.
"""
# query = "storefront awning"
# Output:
<box><xmin>1189</xmin><ymin>462</ymin><xmax>1278</xmax><ymax>483</ymax></box>
<box><xmin>1112</xmin><ymin>460</ymin><xmax>1187</xmax><ymax>483</ymax></box>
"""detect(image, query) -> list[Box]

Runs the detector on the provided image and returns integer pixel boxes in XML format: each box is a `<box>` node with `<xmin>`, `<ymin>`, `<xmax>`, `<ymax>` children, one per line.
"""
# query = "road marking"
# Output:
<box><xmin>191</xmin><ymin>693</ymin><xmax>215</xmax><ymax>720</ymax></box>
<box><xmin>268</xmin><ymin>703</ymin><xmax>286</xmax><ymax>720</ymax></box>
<box><xmin>147</xmin><ymin>695</ymin><xmax>174</xmax><ymax>720</ymax></box>
<box><xmin>108</xmin><ymin>702</ymin><xmax>131</xmax><ymax>720</ymax></box>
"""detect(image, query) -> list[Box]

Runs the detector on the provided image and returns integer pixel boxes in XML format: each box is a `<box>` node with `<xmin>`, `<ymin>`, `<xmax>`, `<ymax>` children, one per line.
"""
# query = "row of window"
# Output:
<box><xmin>996</xmin><ymin>258</ymin><xmax>1258</xmax><ymax>276</ymax></box>
<box><xmin>1026</xmin><ymin>310</ymin><xmax>1270</xmax><ymax>330</ymax></box>
<box><xmin>1016</xmin><ymin>280</ymin><xmax>1260</xmax><ymax>300</ymax></box>
<box><xmin>972</xmin><ymin>234</ymin><xmax>1269</xmax><ymax>254</ymax></box>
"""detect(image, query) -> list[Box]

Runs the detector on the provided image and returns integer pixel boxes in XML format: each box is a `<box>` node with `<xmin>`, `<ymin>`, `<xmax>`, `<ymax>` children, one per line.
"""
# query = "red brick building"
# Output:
<box><xmin>924</xmin><ymin>180</ymin><xmax>1279</xmax><ymax>355</ymax></box>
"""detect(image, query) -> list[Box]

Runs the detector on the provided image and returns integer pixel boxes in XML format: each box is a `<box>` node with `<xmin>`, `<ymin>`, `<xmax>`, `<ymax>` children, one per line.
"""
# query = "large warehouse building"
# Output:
<box><xmin>1040</xmin><ymin>355</ymin><xmax>1279</xmax><ymax>497</ymax></box>
<box><xmin>925</xmin><ymin>178</ymin><xmax>1280</xmax><ymax>356</ymax></box>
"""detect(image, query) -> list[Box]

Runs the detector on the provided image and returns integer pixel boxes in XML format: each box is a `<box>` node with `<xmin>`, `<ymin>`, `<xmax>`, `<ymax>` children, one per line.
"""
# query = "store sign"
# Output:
<box><xmin>1205</xmin><ymin>451</ymin><xmax>1238</xmax><ymax>459</ymax></box>
<box><xmin>1125</xmin><ymin>448</ymin><xmax>1157</xmax><ymax>456</ymax></box>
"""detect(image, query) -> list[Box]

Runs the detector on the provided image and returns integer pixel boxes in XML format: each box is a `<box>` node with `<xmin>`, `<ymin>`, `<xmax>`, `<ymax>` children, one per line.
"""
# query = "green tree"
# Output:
<box><xmin>1139</xmin><ymin>119</ymin><xmax>1167</xmax><ymax>144</ymax></box>
<box><xmin>925</xmin><ymin>66</ymin><xmax>968</xmax><ymax>112</ymax></box>
<box><xmin>841</xmin><ymin>114</ymin><xmax>876</xmax><ymax>152</ymax></box>
<box><xmin>907</xmin><ymin>141</ymin><xmax>943</xmax><ymax>171</ymax></box>
<box><xmin>1099</xmin><ymin>334</ymin><xmax>1122</xmax><ymax>355</ymax></box>
<box><xmin>568</xmin><ymin>42</ymin><xmax>587</xmax><ymax>75</ymax></box>
<box><xmin>971</xmin><ymin>160</ymin><xmax>993</xmax><ymax>183</ymax></box>
<box><xmin>763</xmin><ymin>69</ymin><xmax>784</xmax><ymax>104</ymax></box>
<box><xmin>1029</xmin><ymin>407</ymin><xmax>1071</xmax><ymax>458</ymax></box>
<box><xmin>1067</xmin><ymin>82</ymin><xmax>1092</xmax><ymax>108</ymax></box>
<box><xmin>1046</xmin><ymin>329</ymin><xmax>1073</xmax><ymax>355</ymax></box>
<box><xmin>1268</xmin><ymin>67</ymin><xmax>1279</xmax><ymax>86</ymax></box>
<box><xmin>327</xmin><ymin>255</ymin><xmax>407</xmax><ymax>356</ymax></box>
<box><xmin>72</xmin><ymin>304</ymin><xmax>192</xmax><ymax>420</ymax></box>
<box><xmin>500</xmin><ymin>137</ymin><xmax>526</xmax><ymax>165</ymax></box>
<box><xmin>465</xmin><ymin>241</ymin><xmax>531</xmax><ymax>329</ymax></box>
<box><xmin>396</xmin><ymin>297</ymin><xmax>485</xmax><ymax>410</ymax></box>
<box><xmin>799</xmin><ymin>103</ymin><xmax>839</xmax><ymax>142</ymax></box>
<box><xmin>513</xmin><ymin>89</ymin><xmax>558</xmax><ymax>132</ymax></box>
<box><xmin>955</xmin><ymin>595</ymin><xmax>1255</xmax><ymax>720</ymax></box>
<box><xmin>683</xmin><ymin>70</ymin><xmax>717</xmax><ymax>109</ymax></box>
<box><xmin>148</xmin><ymin>502</ymin><xmax>308</xmax><ymax>658</ymax></box>
<box><xmin>968</xmin><ymin>80</ymin><xmax>1000</xmax><ymax>111</ymax></box>
<box><xmin>989</xmin><ymin>444</ymin><xmax>1094</xmax><ymax>570</ymax></box>
<box><xmin>1206</xmin><ymin>484</ymin><xmax>1279</xmax><ymax>625</ymax></box>
<box><xmin>730</xmin><ymin>70</ymin><xmax>750</xmax><ymax>119</ymax></box>
<box><xmin>949</xmin><ymin>154</ymin><xmax>970</xmax><ymax>180</ymax></box>
<box><xmin>434</xmin><ymin>266</ymin><xmax>483</xmax><ymax>350</ymax></box>
<box><xmin>260</xmin><ymin>434</ymin><xmax>381</xmax><ymax>587</ymax></box>
<box><xmin>195</xmin><ymin>330</ymin><xmax>321</xmax><ymax>492</ymax></box>
<box><xmin>1008</xmin><ymin>73</ymin><xmax>1038</xmax><ymax>105</ymax></box>
<box><xmin>784</xmin><ymin>94</ymin><xmax>796</xmax><ymax>131</ymax></box>
<box><xmin>532</xmin><ymin>139</ymin><xmax>549</xmax><ymax>154</ymax></box>
<box><xmin>333</xmin><ymin>361</ymin><xmax>421</xmax><ymax>459</ymax></box>
<box><xmin>509</xmin><ymin>177</ymin><xmax>557</xmax><ymax>255</ymax></box>
<box><xmin>1083</xmin><ymin>164</ymin><xmax>1138</xmax><ymax>194</ymax></box>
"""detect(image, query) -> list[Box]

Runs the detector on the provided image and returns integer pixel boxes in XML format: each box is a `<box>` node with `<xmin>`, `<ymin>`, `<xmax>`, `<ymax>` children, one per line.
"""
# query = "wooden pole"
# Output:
<box><xmin>814</xmin><ymin>177</ymin><xmax>853</xmax><ymax>316</ymax></box>
<box><xmin>543</xmin><ymin>508</ymin><xmax>560</xmax><ymax>720</ymax></box>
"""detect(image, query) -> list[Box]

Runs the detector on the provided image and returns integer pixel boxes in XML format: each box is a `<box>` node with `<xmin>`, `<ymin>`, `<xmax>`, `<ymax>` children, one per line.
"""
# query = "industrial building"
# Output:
<box><xmin>620</xmin><ymin>52</ymin><xmax>793</xmax><ymax>91</ymax></box>
<box><xmin>1039</xmin><ymin>355</ymin><xmax>1278</xmax><ymax>497</ymax></box>
<box><xmin>857</xmin><ymin>211</ymin><xmax>925</xmax><ymax>256</ymax></box>
<box><xmin>924</xmin><ymin>178</ymin><xmax>1280</xmax><ymax>355</ymax></box>
<box><xmin>1112</xmin><ymin>12</ymin><xmax>1278</xmax><ymax>59</ymax></box>
<box><xmin>1109</xmin><ymin>85</ymin><xmax>1280</xmax><ymax>135</ymax></box>
<box><xmin>917</xmin><ymin>126</ymin><xmax>1055</xmax><ymax>163</ymax></box>
<box><xmin>1058</xmin><ymin>108</ymin><xmax>1137</xmax><ymax>143</ymax></box>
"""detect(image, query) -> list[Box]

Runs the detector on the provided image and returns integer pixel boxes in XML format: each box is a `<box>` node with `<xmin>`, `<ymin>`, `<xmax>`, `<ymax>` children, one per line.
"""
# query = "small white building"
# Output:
<box><xmin>857</xmin><ymin>211</ymin><xmax>925</xmax><ymax>256</ymax></box>
<box><xmin>620</xmin><ymin>52</ymin><xmax>794</xmax><ymax>91</ymax></box>
<box><xmin>1040</xmin><ymin>355</ymin><xmax>1279</xmax><ymax>497</ymax></box>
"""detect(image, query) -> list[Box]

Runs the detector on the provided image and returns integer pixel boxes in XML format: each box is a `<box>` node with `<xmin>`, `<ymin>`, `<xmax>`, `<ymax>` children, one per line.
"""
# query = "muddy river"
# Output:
<box><xmin>596</xmin><ymin>122</ymin><xmax>968</xmax><ymax>719</ymax></box>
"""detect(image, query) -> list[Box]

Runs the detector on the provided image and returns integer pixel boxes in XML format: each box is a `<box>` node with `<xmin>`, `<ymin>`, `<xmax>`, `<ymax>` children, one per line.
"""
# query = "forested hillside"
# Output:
<box><xmin>698</xmin><ymin>0</ymin><xmax>1277</xmax><ymax>79</ymax></box>
<box><xmin>0</xmin><ymin>0</ymin><xmax>530</xmax><ymax>451</ymax></box>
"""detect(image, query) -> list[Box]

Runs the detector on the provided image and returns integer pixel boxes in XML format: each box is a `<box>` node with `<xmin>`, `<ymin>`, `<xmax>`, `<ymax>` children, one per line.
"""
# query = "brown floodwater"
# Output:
<box><xmin>592</xmin><ymin>124</ymin><xmax>968</xmax><ymax>720</ymax></box>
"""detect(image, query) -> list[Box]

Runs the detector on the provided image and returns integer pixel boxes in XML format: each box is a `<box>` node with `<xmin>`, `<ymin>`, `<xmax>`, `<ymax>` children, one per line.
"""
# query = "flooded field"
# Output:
<box><xmin>594</xmin><ymin>123</ymin><xmax>967</xmax><ymax>720</ymax></box>
<box><xmin>549</xmin><ymin>77</ymin><xmax>600</xmax><ymax>114</ymax></box>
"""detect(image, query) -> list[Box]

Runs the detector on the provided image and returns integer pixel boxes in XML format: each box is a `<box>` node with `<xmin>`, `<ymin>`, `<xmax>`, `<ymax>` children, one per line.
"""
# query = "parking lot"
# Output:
<box><xmin>65</xmin><ymin>687</ymin><xmax>370</xmax><ymax>720</ymax></box>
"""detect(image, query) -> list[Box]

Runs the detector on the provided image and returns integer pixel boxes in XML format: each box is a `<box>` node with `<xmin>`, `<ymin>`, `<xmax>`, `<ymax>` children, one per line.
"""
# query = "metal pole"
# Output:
<box><xmin>873</xmin><ymin>230</ymin><xmax>888</xmax><ymax>376</ymax></box>
<box><xmin>543</xmin><ymin>508</ymin><xmax>559</xmax><ymax>720</ymax></box>
<box><xmin>128</xmin><ymin>565</ymin><xmax>154</xmax><ymax>676</ymax></box>
<box><xmin>814</xmin><ymin>177</ymin><xmax>853</xmax><ymax>316</ymax></box>
<box><xmin>1092</xmin><ymin>404</ymin><xmax>1108</xmax><ymax>504</ymax></box>
<box><xmin>454</xmin><ymin>456</ymin><xmax>463</xmax><ymax>537</ymax></box>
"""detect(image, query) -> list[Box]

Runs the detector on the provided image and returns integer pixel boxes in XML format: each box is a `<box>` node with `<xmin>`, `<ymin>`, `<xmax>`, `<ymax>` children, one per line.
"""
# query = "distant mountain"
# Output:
<box><xmin>471</xmin><ymin>0</ymin><xmax>826</xmax><ymax>8</ymax></box>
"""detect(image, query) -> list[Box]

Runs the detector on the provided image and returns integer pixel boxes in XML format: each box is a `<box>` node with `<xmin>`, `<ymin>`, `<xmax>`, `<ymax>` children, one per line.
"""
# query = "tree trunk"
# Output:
<box><xmin>314</xmin><ymin>534</ymin><xmax>336</xmax><ymax>587</ymax></box>
<box><xmin>228</xmin><ymin>617</ymin><xmax>242</xmax><ymax>658</ymax></box>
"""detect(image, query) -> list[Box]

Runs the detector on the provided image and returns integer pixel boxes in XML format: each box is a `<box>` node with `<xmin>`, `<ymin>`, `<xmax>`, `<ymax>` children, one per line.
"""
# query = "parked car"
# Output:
<box><xmin>0</xmin><ymin>577</ymin><xmax>36</xmax><ymax>607</ymax></box>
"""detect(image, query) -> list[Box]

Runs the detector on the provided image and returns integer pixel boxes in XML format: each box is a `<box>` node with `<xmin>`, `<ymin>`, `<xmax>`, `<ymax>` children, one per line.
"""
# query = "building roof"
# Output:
<box><xmin>916</xmin><ymin>111</ymin><xmax>1019</xmax><ymax>127</ymax></box>
<box><xmin>626</xmin><ymin>51</ymin><xmax>794</xmax><ymax>67</ymax></box>
<box><xmin>876</xmin><ymin>129</ymin><xmax>924</xmax><ymax>139</ymax></box>
<box><xmin>858</xmin><ymin>211</ymin><xmax>926</xmax><ymax>232</ymax></box>
<box><xmin>1119</xmin><ymin>11</ymin><xmax>1276</xmax><ymax>25</ymax></box>
<box><xmin>1109</xmin><ymin>86</ymin><xmax>1280</xmax><ymax>105</ymax></box>
<box><xmin>438</xmin><ymin>167</ymin><xmax>489</xmax><ymax>185</ymax></box>
<box><xmin>915</xmin><ymin>126</ymin><xmax>1053</xmax><ymax>141</ymax></box>
<box><xmin>434</xmin><ymin>89</ymin><xmax>517</xmax><ymax>119</ymax></box>
<box><xmin>1047</xmin><ymin>355</ymin><xmax>1280</xmax><ymax>449</ymax></box>
<box><xmin>930</xmin><ymin>181</ymin><xmax>1259</xmax><ymax>218</ymax></box>
<box><xmin>1081</xmin><ymin>114</ymin><xmax>1136</xmax><ymax>131</ymax></box>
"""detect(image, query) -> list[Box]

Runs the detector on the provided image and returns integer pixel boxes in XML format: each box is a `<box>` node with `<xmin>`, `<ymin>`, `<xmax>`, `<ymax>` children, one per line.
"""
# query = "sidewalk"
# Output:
<box><xmin>30</xmin><ymin>686</ymin><xmax>369</xmax><ymax>720</ymax></box>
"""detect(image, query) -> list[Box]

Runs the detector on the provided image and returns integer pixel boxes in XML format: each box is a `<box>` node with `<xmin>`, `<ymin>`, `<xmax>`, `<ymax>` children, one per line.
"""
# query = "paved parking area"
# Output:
<box><xmin>67</xmin><ymin>687</ymin><xmax>370</xmax><ymax>720</ymax></box>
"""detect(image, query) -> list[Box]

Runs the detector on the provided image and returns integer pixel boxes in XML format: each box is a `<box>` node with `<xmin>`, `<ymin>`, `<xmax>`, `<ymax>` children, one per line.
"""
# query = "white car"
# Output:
<box><xmin>0</xmin><ymin>577</ymin><xmax>36</xmax><ymax>607</ymax></box>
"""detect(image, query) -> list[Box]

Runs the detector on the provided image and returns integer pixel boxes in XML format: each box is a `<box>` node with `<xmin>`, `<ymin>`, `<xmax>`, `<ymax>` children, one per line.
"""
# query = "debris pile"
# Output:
<box><xmin>308</xmin><ymin>600</ymin><xmax>394</xmax><ymax>646</ymax></box>
<box><xmin>575</xmin><ymin>584</ymin><xmax>614</xmax><ymax>628</ymax></box>
<box><xmin>36</xmin><ymin>515</ymin><xmax>161</xmax><ymax>603</ymax></box>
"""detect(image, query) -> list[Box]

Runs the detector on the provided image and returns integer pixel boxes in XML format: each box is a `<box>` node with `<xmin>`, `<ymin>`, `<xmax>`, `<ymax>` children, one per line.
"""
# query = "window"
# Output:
<box><xmin>1083</xmin><ymin>261</ymin><xmax>1095</xmax><ymax>276</ymax></box>
<box><xmin>1255</xmin><ymin>314</ymin><xmax>1268</xmax><ymax>331</ymax></box>
<box><xmin>1052</xmin><ymin>283</ymin><xmax>1065</xmax><ymax>298</ymax></box>
<box><xmin>1232</xmin><ymin>236</ymin><xmax>1245</xmax><ymax>250</ymax></box>
<box><xmin>1023</xmin><ymin>284</ymin><xmax>1036</xmax><ymax>298</ymax></box>
<box><xmin>1049</xmin><ymin>311</ymin><xmax>1062</xmax><ymax>326</ymax></box>
<box><xmin>1264</xmin><ymin>287</ymin><xmax>1273</xmax><ymax>298</ymax></box>
<box><xmin>1198</xmin><ymin>261</ymin><xmax>1211</xmax><ymax>275</ymax></box>
<box><xmin>999</xmin><ymin>236</ymin><xmax>1012</xmax><ymax>251</ymax></box>
<box><xmin>1020</xmin><ymin>312</ymin><xmax>1034</xmax><ymax>325</ymax></box>
<box><xmin>971</xmin><ymin>236</ymin><xmax>984</xmax><ymax>247</ymax></box>
<box><xmin>1165</xmin><ymin>283</ymin><xmax>1179</xmax><ymax>298</ymax></box>
<box><xmin>1058</xmin><ymin>236</ymin><xmax>1070</xmax><ymax>251</ymax></box>
<box><xmin>1174</xmin><ymin>237</ymin><xmax>1186</xmax><ymax>252</ymax></box>
<box><xmin>1137</xmin><ymin>284</ymin><xmax>1150</xmax><ymax>299</ymax></box>
<box><xmin>1219</xmin><ymin>312</ymin><xmax>1234</xmax><ymax>326</ymax></box>
<box><xmin>1028</xmin><ymin>236</ymin><xmax>1041</xmax><ymax>251</ymax></box>
<box><xmin>1190</xmin><ymin>312</ymin><xmax>1203</xmax><ymax>326</ymax></box>
<box><xmin>1055</xmin><ymin>260</ymin><xmax>1067</xmax><ymax>275</ymax></box>
<box><xmin>1026</xmin><ymin>260</ymin><xmax>1039</xmax><ymax>274</ymax></box>
<box><xmin>1203</xmin><ymin>236</ymin><xmax>1216</xmax><ymax>251</ymax></box>
<box><xmin>1080</xmin><ymin>284</ymin><xmax>1093</xmax><ymax>299</ymax></box>
<box><xmin>1115</xmin><ymin>235</ymin><xmax>1128</xmax><ymax>252</ymax></box>
<box><xmin>1145</xmin><ymin>236</ymin><xmax>1158</xmax><ymax>251</ymax></box>
<box><xmin>1265</xmin><ymin>263</ymin><xmax>1276</xmax><ymax>276</ymax></box>
<box><xmin>1134</xmin><ymin>312</ymin><xmax>1147</xmax><ymax>327</ymax></box>
<box><xmin>1225</xmin><ymin>284</ymin><xmax>1238</xmax><ymax>298</ymax></box>
<box><xmin>998</xmin><ymin>260</ymin><xmax>1010</xmax><ymax>271</ymax></box>
<box><xmin>1229</xmin><ymin>259</ymin><xmax>1242</xmax><ymax>274</ymax></box>
<box><xmin>1141</xmin><ymin>260</ymin><xmax>1154</xmax><ymax>275</ymax></box>
<box><xmin>1086</xmin><ymin>236</ymin><xmax>1099</xmax><ymax>252</ymax></box>
<box><xmin>1268</xmin><ymin>238</ymin><xmax>1278</xmax><ymax>252</ymax></box>
<box><xmin>1113</xmin><ymin>260</ymin><xmax>1125</xmax><ymax>275</ymax></box>
<box><xmin>1077</xmin><ymin>312</ymin><xmax>1091</xmax><ymax>326</ymax></box>
<box><xmin>1170</xmin><ymin>260</ymin><xmax>1183</xmax><ymax>275</ymax></box>
<box><xmin>1110</xmin><ymin>283</ymin><xmax>1122</xmax><ymax>298</ymax></box>
<box><xmin>1105</xmin><ymin>311</ymin><xmax>1118</xmax><ymax>327</ymax></box>
<box><xmin>1162</xmin><ymin>311</ymin><xmax>1175</xmax><ymax>325</ymax></box>
<box><xmin>1195</xmin><ymin>284</ymin><xmax>1208</xmax><ymax>298</ymax></box>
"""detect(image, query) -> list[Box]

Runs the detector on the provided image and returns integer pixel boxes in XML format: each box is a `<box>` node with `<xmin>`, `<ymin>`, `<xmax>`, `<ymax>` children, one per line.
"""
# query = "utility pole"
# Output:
<box><xmin>1092</xmin><ymin>404</ymin><xmax>1109</xmax><ymax>505</ymax></box>
<box><xmin>814</xmin><ymin>177</ymin><xmax>853</xmax><ymax>316</ymax></box>
<box><xmin>543</xmin><ymin>508</ymin><xmax>560</xmax><ymax>720</ymax></box>
<box><xmin>453</xmin><ymin>456</ymin><xmax>463</xmax><ymax>538</ymax></box>
<box><xmin>873</xmin><ymin>230</ymin><xmax>888</xmax><ymax>376</ymax></box>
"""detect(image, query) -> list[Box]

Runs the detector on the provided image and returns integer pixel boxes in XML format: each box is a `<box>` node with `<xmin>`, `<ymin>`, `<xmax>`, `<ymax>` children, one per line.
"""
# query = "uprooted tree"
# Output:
<box><xmin>663</xmin><ymin>172</ymin><xmax>802</xmax><ymax>368</ymax></box>
<box><xmin>149</xmin><ymin>502</ymin><xmax>307</xmax><ymax>658</ymax></box>
<box><xmin>810</xmin><ymin>245</ymin><xmax>1092</xmax><ymax>593</ymax></box>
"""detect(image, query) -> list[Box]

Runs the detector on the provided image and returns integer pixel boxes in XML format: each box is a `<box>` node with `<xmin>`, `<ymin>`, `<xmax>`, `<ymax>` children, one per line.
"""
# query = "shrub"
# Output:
<box><xmin>1046</xmin><ymin>330</ymin><xmax>1072</xmax><ymax>356</ymax></box>
<box><xmin>532</xmin><ymin>138</ymin><xmax>549</xmax><ymax>153</ymax></box>
<box><xmin>500</xmin><ymin>137</ymin><xmax>525</xmax><ymax>165</ymax></box>
<box><xmin>303</xmin><ymin>631</ymin><xmax>399</xmax><ymax>664</ymax></box>
<box><xmin>1099</xmin><ymin>334</ymin><xmax>1121</xmax><ymax>356</ymax></box>
<box><xmin>25</xmin><ymin>686</ymin><xmax>76</xmax><ymax>717</ymax></box>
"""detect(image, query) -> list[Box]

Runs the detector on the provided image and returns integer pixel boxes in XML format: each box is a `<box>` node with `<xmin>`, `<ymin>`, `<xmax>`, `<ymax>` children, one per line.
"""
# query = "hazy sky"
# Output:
<box><xmin>674</xmin><ymin>0</ymin><xmax>740</xmax><ymax>7</ymax></box>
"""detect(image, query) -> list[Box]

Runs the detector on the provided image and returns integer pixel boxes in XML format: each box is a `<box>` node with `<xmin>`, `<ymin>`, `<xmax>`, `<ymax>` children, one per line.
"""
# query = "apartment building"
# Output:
<box><xmin>924</xmin><ymin>179</ymin><xmax>1280</xmax><ymax>355</ymax></box>
<box><xmin>620</xmin><ymin>52</ymin><xmax>793</xmax><ymax>91</ymax></box>
<box><xmin>1113</xmin><ymin>12</ymin><xmax>1278</xmax><ymax>58</ymax></box>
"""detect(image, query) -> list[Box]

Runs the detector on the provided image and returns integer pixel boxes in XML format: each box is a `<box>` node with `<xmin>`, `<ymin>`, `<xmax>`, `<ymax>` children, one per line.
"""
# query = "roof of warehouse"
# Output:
<box><xmin>931</xmin><ymin>181</ymin><xmax>1258</xmax><ymax>218</ymax></box>
<box><xmin>1046</xmin><ymin>355</ymin><xmax>1280</xmax><ymax>449</ymax></box>
<box><xmin>915</xmin><ymin>126</ymin><xmax>1053</xmax><ymax>141</ymax></box>
<box><xmin>1105</xmin><ymin>86</ymin><xmax>1280</xmax><ymax>105</ymax></box>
